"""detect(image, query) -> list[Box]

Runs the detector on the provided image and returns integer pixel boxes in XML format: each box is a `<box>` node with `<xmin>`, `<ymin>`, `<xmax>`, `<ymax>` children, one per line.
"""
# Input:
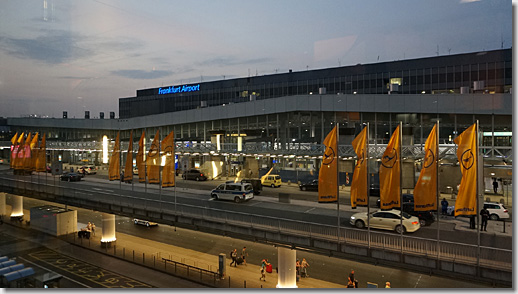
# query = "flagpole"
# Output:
<box><xmin>399</xmin><ymin>122</ymin><xmax>403</xmax><ymax>255</ymax></box>
<box><xmin>436</xmin><ymin>121</ymin><xmax>441</xmax><ymax>262</ymax></box>
<box><xmin>336</xmin><ymin>123</ymin><xmax>340</xmax><ymax>247</ymax></box>
<box><xmin>366</xmin><ymin>123</ymin><xmax>371</xmax><ymax>250</ymax></box>
<box><xmin>475</xmin><ymin>119</ymin><xmax>484</xmax><ymax>276</ymax></box>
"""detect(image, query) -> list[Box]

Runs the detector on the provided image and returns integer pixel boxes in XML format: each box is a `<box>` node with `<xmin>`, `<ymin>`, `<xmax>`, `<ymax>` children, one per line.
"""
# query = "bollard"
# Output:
<box><xmin>113</xmin><ymin>245</ymin><xmax>116</xmax><ymax>255</ymax></box>
<box><xmin>123</xmin><ymin>247</ymin><xmax>125</xmax><ymax>258</ymax></box>
<box><xmin>154</xmin><ymin>256</ymin><xmax>156</xmax><ymax>267</ymax></box>
<box><xmin>244</xmin><ymin>280</ymin><xmax>246</xmax><ymax>288</ymax></box>
<box><xmin>228</xmin><ymin>277</ymin><xmax>231</xmax><ymax>288</ymax></box>
<box><xmin>503</xmin><ymin>220</ymin><xmax>506</xmax><ymax>233</ymax></box>
<box><xmin>143</xmin><ymin>252</ymin><xmax>145</xmax><ymax>264</ymax></box>
<box><xmin>133</xmin><ymin>250</ymin><xmax>135</xmax><ymax>261</ymax></box>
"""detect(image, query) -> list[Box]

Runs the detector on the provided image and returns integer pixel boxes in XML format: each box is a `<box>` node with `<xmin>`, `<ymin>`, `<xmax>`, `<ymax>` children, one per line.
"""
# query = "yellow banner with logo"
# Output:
<box><xmin>379</xmin><ymin>125</ymin><xmax>401</xmax><ymax>210</ymax></box>
<box><xmin>453</xmin><ymin>123</ymin><xmax>478</xmax><ymax>216</ymax></box>
<box><xmin>123</xmin><ymin>131</ymin><xmax>134</xmax><ymax>183</ymax></box>
<box><xmin>318</xmin><ymin>125</ymin><xmax>338</xmax><ymax>203</ymax></box>
<box><xmin>12</xmin><ymin>132</ymin><xmax>23</xmax><ymax>169</ymax></box>
<box><xmin>22</xmin><ymin>133</ymin><xmax>32</xmax><ymax>171</ymax></box>
<box><xmin>147</xmin><ymin>130</ymin><xmax>160</xmax><ymax>184</ymax></box>
<box><xmin>161</xmin><ymin>131</ymin><xmax>175</xmax><ymax>187</ymax></box>
<box><xmin>350</xmin><ymin>126</ymin><xmax>368</xmax><ymax>208</ymax></box>
<box><xmin>108</xmin><ymin>132</ymin><xmax>120</xmax><ymax>181</ymax></box>
<box><xmin>10</xmin><ymin>132</ymin><xmax>18</xmax><ymax>169</ymax></box>
<box><xmin>36</xmin><ymin>133</ymin><xmax>46</xmax><ymax>172</ymax></box>
<box><xmin>414</xmin><ymin>123</ymin><xmax>438</xmax><ymax>211</ymax></box>
<box><xmin>137</xmin><ymin>131</ymin><xmax>146</xmax><ymax>183</ymax></box>
<box><xmin>30</xmin><ymin>133</ymin><xmax>39</xmax><ymax>171</ymax></box>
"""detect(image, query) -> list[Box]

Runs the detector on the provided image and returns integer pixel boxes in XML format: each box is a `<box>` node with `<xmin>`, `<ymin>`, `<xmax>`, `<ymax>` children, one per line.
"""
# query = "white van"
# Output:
<box><xmin>211</xmin><ymin>182</ymin><xmax>254</xmax><ymax>203</ymax></box>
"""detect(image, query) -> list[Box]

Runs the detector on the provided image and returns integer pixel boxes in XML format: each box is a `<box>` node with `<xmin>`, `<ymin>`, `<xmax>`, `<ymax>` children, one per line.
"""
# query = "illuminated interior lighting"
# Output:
<box><xmin>102</xmin><ymin>135</ymin><xmax>108</xmax><ymax>164</ymax></box>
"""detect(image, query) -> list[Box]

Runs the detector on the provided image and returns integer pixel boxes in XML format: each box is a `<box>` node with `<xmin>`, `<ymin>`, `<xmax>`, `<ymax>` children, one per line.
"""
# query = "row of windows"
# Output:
<box><xmin>120</xmin><ymin>62</ymin><xmax>512</xmax><ymax>118</ymax></box>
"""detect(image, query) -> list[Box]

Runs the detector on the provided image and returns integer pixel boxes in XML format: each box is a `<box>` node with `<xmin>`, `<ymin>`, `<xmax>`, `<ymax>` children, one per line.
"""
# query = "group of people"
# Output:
<box><xmin>230</xmin><ymin>247</ymin><xmax>248</xmax><ymax>267</ymax></box>
<box><xmin>296</xmin><ymin>258</ymin><xmax>310</xmax><ymax>279</ymax></box>
<box><xmin>87</xmin><ymin>222</ymin><xmax>96</xmax><ymax>235</ymax></box>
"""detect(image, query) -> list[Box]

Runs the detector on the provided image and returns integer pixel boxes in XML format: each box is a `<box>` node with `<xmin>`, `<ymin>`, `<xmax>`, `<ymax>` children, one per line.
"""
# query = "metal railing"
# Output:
<box><xmin>0</xmin><ymin>176</ymin><xmax>512</xmax><ymax>274</ymax></box>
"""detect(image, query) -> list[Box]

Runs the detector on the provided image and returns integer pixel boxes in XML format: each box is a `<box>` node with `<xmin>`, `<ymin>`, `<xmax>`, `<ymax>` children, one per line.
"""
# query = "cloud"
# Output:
<box><xmin>111</xmin><ymin>69</ymin><xmax>173</xmax><ymax>79</ymax></box>
<box><xmin>314</xmin><ymin>35</ymin><xmax>358</xmax><ymax>63</ymax></box>
<box><xmin>198</xmin><ymin>56</ymin><xmax>273</xmax><ymax>67</ymax></box>
<box><xmin>0</xmin><ymin>30</ymin><xmax>92</xmax><ymax>64</ymax></box>
<box><xmin>459</xmin><ymin>0</ymin><xmax>481</xmax><ymax>3</ymax></box>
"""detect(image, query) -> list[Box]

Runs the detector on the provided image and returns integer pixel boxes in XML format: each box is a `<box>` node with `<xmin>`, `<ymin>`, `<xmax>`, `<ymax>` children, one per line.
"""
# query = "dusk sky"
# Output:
<box><xmin>0</xmin><ymin>0</ymin><xmax>512</xmax><ymax>118</ymax></box>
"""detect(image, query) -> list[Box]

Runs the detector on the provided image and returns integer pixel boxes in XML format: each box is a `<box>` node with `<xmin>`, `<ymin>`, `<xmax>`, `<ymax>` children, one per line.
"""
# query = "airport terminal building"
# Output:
<box><xmin>2</xmin><ymin>48</ymin><xmax>513</xmax><ymax>193</ymax></box>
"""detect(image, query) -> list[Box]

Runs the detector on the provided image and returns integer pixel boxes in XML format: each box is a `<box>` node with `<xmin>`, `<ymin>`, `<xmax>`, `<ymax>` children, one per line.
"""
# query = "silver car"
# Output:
<box><xmin>350</xmin><ymin>209</ymin><xmax>421</xmax><ymax>233</ymax></box>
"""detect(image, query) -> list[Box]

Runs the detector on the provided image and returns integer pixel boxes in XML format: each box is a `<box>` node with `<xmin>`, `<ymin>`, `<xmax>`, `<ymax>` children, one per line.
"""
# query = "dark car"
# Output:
<box><xmin>369</xmin><ymin>184</ymin><xmax>380</xmax><ymax>197</ymax></box>
<box><xmin>60</xmin><ymin>172</ymin><xmax>83</xmax><ymax>182</ymax></box>
<box><xmin>376</xmin><ymin>193</ymin><xmax>414</xmax><ymax>208</ymax></box>
<box><xmin>299</xmin><ymin>179</ymin><xmax>318</xmax><ymax>191</ymax></box>
<box><xmin>182</xmin><ymin>169</ymin><xmax>207</xmax><ymax>181</ymax></box>
<box><xmin>400</xmin><ymin>202</ymin><xmax>435</xmax><ymax>226</ymax></box>
<box><xmin>241</xmin><ymin>179</ymin><xmax>262</xmax><ymax>195</ymax></box>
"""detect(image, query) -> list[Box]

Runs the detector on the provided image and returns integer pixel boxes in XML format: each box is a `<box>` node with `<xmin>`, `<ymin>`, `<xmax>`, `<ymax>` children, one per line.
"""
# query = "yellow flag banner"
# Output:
<box><xmin>318</xmin><ymin>125</ymin><xmax>338</xmax><ymax>203</ymax></box>
<box><xmin>147</xmin><ymin>130</ymin><xmax>160</xmax><ymax>184</ymax></box>
<box><xmin>36</xmin><ymin>134</ymin><xmax>46</xmax><ymax>172</ymax></box>
<box><xmin>350</xmin><ymin>126</ymin><xmax>368</xmax><ymax>208</ymax></box>
<box><xmin>414</xmin><ymin>124</ymin><xmax>438</xmax><ymax>211</ymax></box>
<box><xmin>22</xmin><ymin>133</ymin><xmax>32</xmax><ymax>171</ymax></box>
<box><xmin>30</xmin><ymin>133</ymin><xmax>39</xmax><ymax>172</ymax></box>
<box><xmin>108</xmin><ymin>132</ymin><xmax>120</xmax><ymax>181</ymax></box>
<box><xmin>123</xmin><ymin>131</ymin><xmax>134</xmax><ymax>183</ymax></box>
<box><xmin>137</xmin><ymin>131</ymin><xmax>146</xmax><ymax>183</ymax></box>
<box><xmin>379</xmin><ymin>125</ymin><xmax>401</xmax><ymax>210</ymax></box>
<box><xmin>161</xmin><ymin>131</ymin><xmax>175</xmax><ymax>187</ymax></box>
<box><xmin>10</xmin><ymin>132</ymin><xmax>18</xmax><ymax>169</ymax></box>
<box><xmin>453</xmin><ymin>123</ymin><xmax>478</xmax><ymax>217</ymax></box>
<box><xmin>12</xmin><ymin>132</ymin><xmax>24</xmax><ymax>169</ymax></box>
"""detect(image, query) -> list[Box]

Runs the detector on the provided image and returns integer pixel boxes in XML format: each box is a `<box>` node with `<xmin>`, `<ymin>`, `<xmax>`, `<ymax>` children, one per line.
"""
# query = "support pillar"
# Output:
<box><xmin>276</xmin><ymin>247</ymin><xmax>297</xmax><ymax>288</ymax></box>
<box><xmin>0</xmin><ymin>193</ymin><xmax>6</xmax><ymax>219</ymax></box>
<box><xmin>10</xmin><ymin>195</ymin><xmax>23</xmax><ymax>218</ymax></box>
<box><xmin>101</xmin><ymin>213</ymin><xmax>116</xmax><ymax>246</ymax></box>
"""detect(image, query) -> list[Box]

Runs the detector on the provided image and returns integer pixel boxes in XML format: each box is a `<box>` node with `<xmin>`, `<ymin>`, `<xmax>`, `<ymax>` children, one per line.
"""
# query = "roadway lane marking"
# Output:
<box><xmin>18</xmin><ymin>256</ymin><xmax>91</xmax><ymax>288</ymax></box>
<box><xmin>414</xmin><ymin>274</ymin><xmax>422</xmax><ymax>288</ymax></box>
<box><xmin>304</xmin><ymin>207</ymin><xmax>316</xmax><ymax>213</ymax></box>
<box><xmin>92</xmin><ymin>188</ymin><xmax>115</xmax><ymax>193</ymax></box>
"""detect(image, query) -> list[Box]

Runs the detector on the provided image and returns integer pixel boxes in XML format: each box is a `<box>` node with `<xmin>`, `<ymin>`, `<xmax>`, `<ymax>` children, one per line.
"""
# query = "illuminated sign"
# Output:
<box><xmin>158</xmin><ymin>84</ymin><xmax>200</xmax><ymax>95</ymax></box>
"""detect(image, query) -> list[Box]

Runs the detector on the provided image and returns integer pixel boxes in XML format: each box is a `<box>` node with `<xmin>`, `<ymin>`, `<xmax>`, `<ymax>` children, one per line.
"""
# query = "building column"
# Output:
<box><xmin>277</xmin><ymin>247</ymin><xmax>297</xmax><ymax>288</ymax></box>
<box><xmin>11</xmin><ymin>195</ymin><xmax>23</xmax><ymax>218</ymax></box>
<box><xmin>0</xmin><ymin>192</ymin><xmax>6</xmax><ymax>219</ymax></box>
<box><xmin>101</xmin><ymin>213</ymin><xmax>116</xmax><ymax>244</ymax></box>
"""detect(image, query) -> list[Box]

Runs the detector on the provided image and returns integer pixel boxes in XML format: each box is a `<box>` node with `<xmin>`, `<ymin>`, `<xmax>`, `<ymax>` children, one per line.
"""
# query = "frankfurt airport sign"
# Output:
<box><xmin>158</xmin><ymin>84</ymin><xmax>200</xmax><ymax>95</ymax></box>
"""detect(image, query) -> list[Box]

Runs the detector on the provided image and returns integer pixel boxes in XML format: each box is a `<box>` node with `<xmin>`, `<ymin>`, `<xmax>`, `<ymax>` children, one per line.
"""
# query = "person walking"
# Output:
<box><xmin>480</xmin><ymin>207</ymin><xmax>490</xmax><ymax>231</ymax></box>
<box><xmin>385</xmin><ymin>281</ymin><xmax>391</xmax><ymax>288</ymax></box>
<box><xmin>441</xmin><ymin>198</ymin><xmax>449</xmax><ymax>215</ymax></box>
<box><xmin>349</xmin><ymin>270</ymin><xmax>358</xmax><ymax>288</ymax></box>
<box><xmin>260</xmin><ymin>265</ymin><xmax>266</xmax><ymax>281</ymax></box>
<box><xmin>91</xmin><ymin>223</ymin><xmax>96</xmax><ymax>236</ymax></box>
<box><xmin>230</xmin><ymin>249</ymin><xmax>238</xmax><ymax>267</ymax></box>
<box><xmin>301</xmin><ymin>258</ymin><xmax>309</xmax><ymax>278</ymax></box>
<box><xmin>241</xmin><ymin>246</ymin><xmax>248</xmax><ymax>266</ymax></box>
<box><xmin>493</xmin><ymin>178</ymin><xmax>499</xmax><ymax>194</ymax></box>
<box><xmin>346</xmin><ymin>277</ymin><xmax>355</xmax><ymax>288</ymax></box>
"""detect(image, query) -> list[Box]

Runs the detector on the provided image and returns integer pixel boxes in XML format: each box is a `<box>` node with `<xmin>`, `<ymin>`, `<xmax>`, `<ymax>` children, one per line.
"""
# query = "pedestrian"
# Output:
<box><xmin>87</xmin><ymin>222</ymin><xmax>92</xmax><ymax>231</ymax></box>
<box><xmin>241</xmin><ymin>246</ymin><xmax>248</xmax><ymax>266</ymax></box>
<box><xmin>469</xmin><ymin>215</ymin><xmax>476</xmax><ymax>229</ymax></box>
<box><xmin>301</xmin><ymin>258</ymin><xmax>309</xmax><ymax>278</ymax></box>
<box><xmin>385</xmin><ymin>281</ymin><xmax>391</xmax><ymax>288</ymax></box>
<box><xmin>296</xmin><ymin>259</ymin><xmax>301</xmax><ymax>276</ymax></box>
<box><xmin>349</xmin><ymin>270</ymin><xmax>357</xmax><ymax>288</ymax></box>
<box><xmin>493</xmin><ymin>178</ymin><xmax>499</xmax><ymax>194</ymax></box>
<box><xmin>441</xmin><ymin>198</ymin><xmax>449</xmax><ymax>215</ymax></box>
<box><xmin>230</xmin><ymin>249</ymin><xmax>238</xmax><ymax>267</ymax></box>
<box><xmin>260</xmin><ymin>265</ymin><xmax>266</xmax><ymax>281</ymax></box>
<box><xmin>91</xmin><ymin>223</ymin><xmax>96</xmax><ymax>236</ymax></box>
<box><xmin>346</xmin><ymin>277</ymin><xmax>355</xmax><ymax>288</ymax></box>
<box><xmin>480</xmin><ymin>207</ymin><xmax>490</xmax><ymax>231</ymax></box>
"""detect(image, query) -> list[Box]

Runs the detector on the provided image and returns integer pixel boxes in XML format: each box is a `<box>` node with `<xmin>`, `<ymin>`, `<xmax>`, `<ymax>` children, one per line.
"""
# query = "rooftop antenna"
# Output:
<box><xmin>338</xmin><ymin>59</ymin><xmax>341</xmax><ymax>67</ymax></box>
<box><xmin>448</xmin><ymin>48</ymin><xmax>451</xmax><ymax>55</ymax></box>
<box><xmin>436</xmin><ymin>45</ymin><xmax>439</xmax><ymax>56</ymax></box>
<box><xmin>501</xmin><ymin>34</ymin><xmax>504</xmax><ymax>49</ymax></box>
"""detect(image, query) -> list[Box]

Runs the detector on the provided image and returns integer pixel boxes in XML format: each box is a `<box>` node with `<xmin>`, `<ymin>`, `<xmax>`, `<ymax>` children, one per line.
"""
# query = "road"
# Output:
<box><xmin>3</xmin><ymin>169</ymin><xmax>511</xmax><ymax>250</ymax></box>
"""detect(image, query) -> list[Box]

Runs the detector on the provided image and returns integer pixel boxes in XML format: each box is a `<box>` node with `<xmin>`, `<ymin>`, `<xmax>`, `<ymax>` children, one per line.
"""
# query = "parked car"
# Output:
<box><xmin>79</xmin><ymin>166</ymin><xmax>96</xmax><ymax>175</ymax></box>
<box><xmin>133</xmin><ymin>219</ymin><xmax>158</xmax><ymax>227</ymax></box>
<box><xmin>133</xmin><ymin>167</ymin><xmax>138</xmax><ymax>175</ymax></box>
<box><xmin>369</xmin><ymin>184</ymin><xmax>380</xmax><ymax>197</ymax></box>
<box><xmin>376</xmin><ymin>193</ymin><xmax>414</xmax><ymax>208</ymax></box>
<box><xmin>399</xmin><ymin>202</ymin><xmax>435</xmax><ymax>226</ymax></box>
<box><xmin>241</xmin><ymin>179</ymin><xmax>262</xmax><ymax>195</ymax></box>
<box><xmin>448</xmin><ymin>202</ymin><xmax>510</xmax><ymax>220</ymax></box>
<box><xmin>60</xmin><ymin>172</ymin><xmax>83</xmax><ymax>182</ymax></box>
<box><xmin>211</xmin><ymin>182</ymin><xmax>254</xmax><ymax>203</ymax></box>
<box><xmin>182</xmin><ymin>169</ymin><xmax>207</xmax><ymax>181</ymax></box>
<box><xmin>349</xmin><ymin>209</ymin><xmax>421</xmax><ymax>233</ymax></box>
<box><xmin>299</xmin><ymin>179</ymin><xmax>318</xmax><ymax>191</ymax></box>
<box><xmin>261</xmin><ymin>174</ymin><xmax>282</xmax><ymax>188</ymax></box>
